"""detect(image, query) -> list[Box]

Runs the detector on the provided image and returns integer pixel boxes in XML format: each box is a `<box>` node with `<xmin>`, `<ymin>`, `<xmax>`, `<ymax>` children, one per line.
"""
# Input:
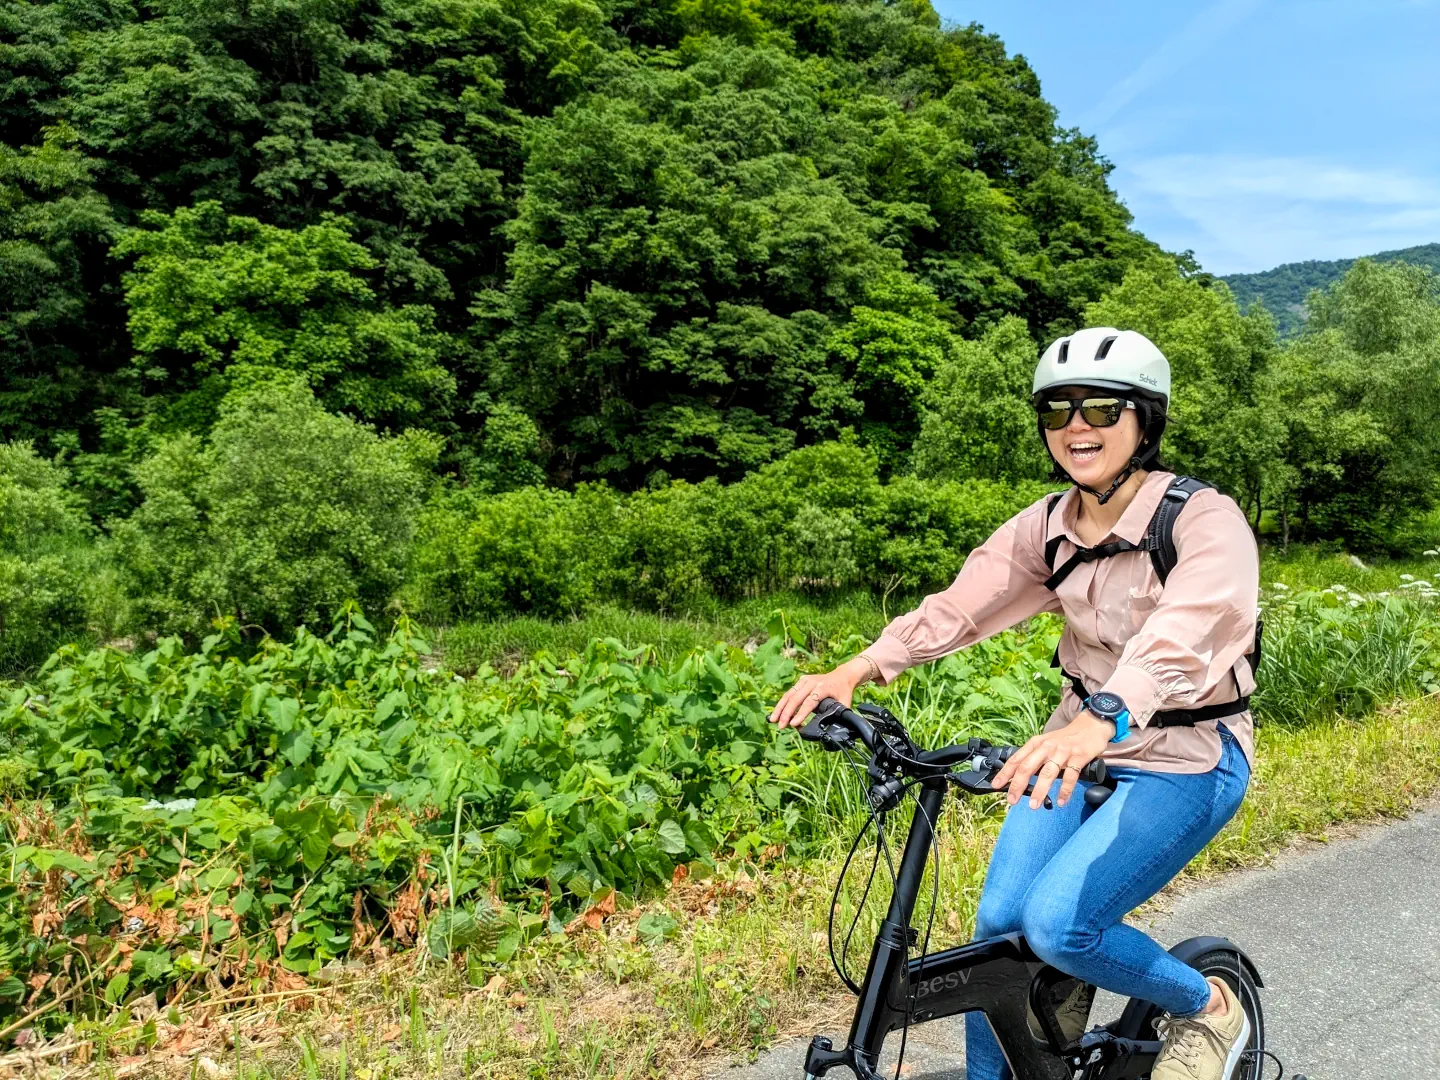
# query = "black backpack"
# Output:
<box><xmin>1042</xmin><ymin>477</ymin><xmax>1261</xmax><ymax>728</ymax></box>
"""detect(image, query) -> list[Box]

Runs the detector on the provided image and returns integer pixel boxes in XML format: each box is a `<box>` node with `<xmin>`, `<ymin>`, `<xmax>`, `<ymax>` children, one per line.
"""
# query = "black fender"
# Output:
<box><xmin>1111</xmin><ymin>935</ymin><xmax>1263</xmax><ymax>1040</ymax></box>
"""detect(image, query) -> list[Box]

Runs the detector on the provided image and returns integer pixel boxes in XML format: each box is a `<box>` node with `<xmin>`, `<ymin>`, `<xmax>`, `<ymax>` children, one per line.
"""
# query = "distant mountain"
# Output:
<box><xmin>1221</xmin><ymin>243</ymin><xmax>1440</xmax><ymax>337</ymax></box>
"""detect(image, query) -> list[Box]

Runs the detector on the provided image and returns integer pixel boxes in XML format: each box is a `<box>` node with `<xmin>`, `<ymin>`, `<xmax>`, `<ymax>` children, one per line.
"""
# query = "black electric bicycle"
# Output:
<box><xmin>795</xmin><ymin>697</ymin><xmax>1304</xmax><ymax>1080</ymax></box>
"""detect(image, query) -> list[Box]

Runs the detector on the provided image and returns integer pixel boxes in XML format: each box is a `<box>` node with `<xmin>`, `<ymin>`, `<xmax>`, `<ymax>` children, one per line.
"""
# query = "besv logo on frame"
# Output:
<box><xmin>913</xmin><ymin>968</ymin><xmax>973</xmax><ymax>998</ymax></box>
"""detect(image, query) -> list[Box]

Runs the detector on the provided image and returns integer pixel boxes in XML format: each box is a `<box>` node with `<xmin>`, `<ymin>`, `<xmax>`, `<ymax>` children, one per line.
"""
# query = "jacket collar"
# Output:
<box><xmin>1047</xmin><ymin>471</ymin><xmax>1175</xmax><ymax>549</ymax></box>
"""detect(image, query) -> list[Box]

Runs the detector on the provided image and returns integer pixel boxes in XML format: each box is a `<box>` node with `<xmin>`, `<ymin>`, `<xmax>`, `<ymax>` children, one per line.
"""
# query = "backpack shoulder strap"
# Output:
<box><xmin>1042</xmin><ymin>492</ymin><xmax>1065</xmax><ymax>573</ymax></box>
<box><xmin>1145</xmin><ymin>476</ymin><xmax>1215</xmax><ymax>585</ymax></box>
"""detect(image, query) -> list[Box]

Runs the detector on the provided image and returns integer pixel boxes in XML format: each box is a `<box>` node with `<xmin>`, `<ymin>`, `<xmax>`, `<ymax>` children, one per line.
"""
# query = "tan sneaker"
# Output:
<box><xmin>1053</xmin><ymin>981</ymin><xmax>1094</xmax><ymax>1044</ymax></box>
<box><xmin>1151</xmin><ymin>977</ymin><xmax>1252</xmax><ymax>1080</ymax></box>
<box><xmin>1026</xmin><ymin>978</ymin><xmax>1094</xmax><ymax>1046</ymax></box>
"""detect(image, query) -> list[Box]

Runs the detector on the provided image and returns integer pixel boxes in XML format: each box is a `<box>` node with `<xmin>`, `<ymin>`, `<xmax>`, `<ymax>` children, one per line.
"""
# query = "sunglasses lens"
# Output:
<box><xmin>1038</xmin><ymin>407</ymin><xmax>1071</xmax><ymax>430</ymax></box>
<box><xmin>1080</xmin><ymin>399</ymin><xmax>1124</xmax><ymax>427</ymax></box>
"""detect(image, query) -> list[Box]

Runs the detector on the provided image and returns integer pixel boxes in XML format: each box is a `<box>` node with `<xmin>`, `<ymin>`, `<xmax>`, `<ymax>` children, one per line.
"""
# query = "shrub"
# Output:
<box><xmin>0</xmin><ymin>615</ymin><xmax>813</xmax><ymax>1016</ymax></box>
<box><xmin>864</xmin><ymin>476</ymin><xmax>1054</xmax><ymax>589</ymax></box>
<box><xmin>111</xmin><ymin>382</ymin><xmax>438</xmax><ymax>635</ymax></box>
<box><xmin>410</xmin><ymin>440</ymin><xmax>1058</xmax><ymax>620</ymax></box>
<box><xmin>408</xmin><ymin>484</ymin><xmax>620</xmax><ymax>620</ymax></box>
<box><xmin>0</xmin><ymin>443</ymin><xmax>98</xmax><ymax>670</ymax></box>
<box><xmin>1254</xmin><ymin>584</ymin><xmax>1440</xmax><ymax>724</ymax></box>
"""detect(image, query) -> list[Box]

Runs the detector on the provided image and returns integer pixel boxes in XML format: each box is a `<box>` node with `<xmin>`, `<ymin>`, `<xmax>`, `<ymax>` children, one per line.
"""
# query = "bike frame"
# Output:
<box><xmin>796</xmin><ymin>700</ymin><xmax>1266</xmax><ymax>1080</ymax></box>
<box><xmin>804</xmin><ymin>783</ymin><xmax>1164</xmax><ymax>1080</ymax></box>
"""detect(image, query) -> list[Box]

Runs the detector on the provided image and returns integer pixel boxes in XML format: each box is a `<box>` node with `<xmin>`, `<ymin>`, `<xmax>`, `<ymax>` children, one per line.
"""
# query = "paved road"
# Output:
<box><xmin>708</xmin><ymin>807</ymin><xmax>1440</xmax><ymax>1079</ymax></box>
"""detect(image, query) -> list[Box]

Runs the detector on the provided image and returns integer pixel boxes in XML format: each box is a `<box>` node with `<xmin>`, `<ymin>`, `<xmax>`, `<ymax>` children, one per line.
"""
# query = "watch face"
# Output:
<box><xmin>1089</xmin><ymin>692</ymin><xmax>1124</xmax><ymax>717</ymax></box>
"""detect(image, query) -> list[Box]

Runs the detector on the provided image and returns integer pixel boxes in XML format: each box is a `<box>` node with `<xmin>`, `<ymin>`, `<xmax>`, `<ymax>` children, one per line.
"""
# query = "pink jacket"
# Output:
<box><xmin>862</xmin><ymin>471</ymin><xmax>1258</xmax><ymax>773</ymax></box>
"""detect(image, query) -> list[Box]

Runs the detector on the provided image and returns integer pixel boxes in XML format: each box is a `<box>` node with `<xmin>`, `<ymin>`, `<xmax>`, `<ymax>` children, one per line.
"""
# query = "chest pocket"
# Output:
<box><xmin>1093</xmin><ymin>553</ymin><xmax>1162</xmax><ymax>649</ymax></box>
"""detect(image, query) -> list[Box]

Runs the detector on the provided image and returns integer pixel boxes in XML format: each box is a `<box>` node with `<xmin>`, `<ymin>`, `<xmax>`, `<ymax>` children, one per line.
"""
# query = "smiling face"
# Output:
<box><xmin>1040</xmin><ymin>385</ymin><xmax>1146</xmax><ymax>490</ymax></box>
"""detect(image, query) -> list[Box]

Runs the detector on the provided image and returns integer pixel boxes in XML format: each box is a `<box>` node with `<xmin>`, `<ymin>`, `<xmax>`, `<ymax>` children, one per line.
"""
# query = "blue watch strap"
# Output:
<box><xmin>1109</xmin><ymin>709</ymin><xmax>1131</xmax><ymax>743</ymax></box>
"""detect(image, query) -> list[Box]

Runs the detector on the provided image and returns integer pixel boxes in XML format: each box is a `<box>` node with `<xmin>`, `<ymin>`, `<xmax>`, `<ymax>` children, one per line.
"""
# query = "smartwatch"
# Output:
<box><xmin>1086</xmin><ymin>691</ymin><xmax>1131</xmax><ymax>743</ymax></box>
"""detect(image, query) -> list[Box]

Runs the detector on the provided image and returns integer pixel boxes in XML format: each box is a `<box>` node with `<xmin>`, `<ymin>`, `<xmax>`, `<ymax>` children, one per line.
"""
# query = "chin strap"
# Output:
<box><xmin>1065</xmin><ymin>440</ymin><xmax>1162</xmax><ymax>505</ymax></box>
<box><xmin>1078</xmin><ymin>453</ymin><xmax>1142</xmax><ymax>505</ymax></box>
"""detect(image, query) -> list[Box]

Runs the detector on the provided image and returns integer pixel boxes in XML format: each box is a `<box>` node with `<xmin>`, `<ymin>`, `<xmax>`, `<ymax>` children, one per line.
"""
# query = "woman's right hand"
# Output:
<box><xmin>768</xmin><ymin>656</ymin><xmax>874</xmax><ymax>729</ymax></box>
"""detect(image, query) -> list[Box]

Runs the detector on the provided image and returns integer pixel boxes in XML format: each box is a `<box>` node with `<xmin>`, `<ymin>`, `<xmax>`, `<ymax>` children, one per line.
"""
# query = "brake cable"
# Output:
<box><xmin>892</xmin><ymin>781</ymin><xmax>942</xmax><ymax>1080</ymax></box>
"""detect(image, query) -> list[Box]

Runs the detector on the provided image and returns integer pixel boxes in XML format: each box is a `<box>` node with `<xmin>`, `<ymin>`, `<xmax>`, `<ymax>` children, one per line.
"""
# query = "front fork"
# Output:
<box><xmin>804</xmin><ymin>783</ymin><xmax>947</xmax><ymax>1078</ymax></box>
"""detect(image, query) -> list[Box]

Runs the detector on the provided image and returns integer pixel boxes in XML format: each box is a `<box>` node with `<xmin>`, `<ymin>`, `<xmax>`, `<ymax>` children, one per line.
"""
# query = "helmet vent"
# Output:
<box><xmin>1095</xmin><ymin>335</ymin><xmax>1118</xmax><ymax>360</ymax></box>
<box><xmin>1057</xmin><ymin>339</ymin><xmax>1070</xmax><ymax>364</ymax></box>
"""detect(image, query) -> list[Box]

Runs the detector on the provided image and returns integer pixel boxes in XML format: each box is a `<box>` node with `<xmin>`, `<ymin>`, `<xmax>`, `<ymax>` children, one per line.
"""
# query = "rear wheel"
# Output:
<box><xmin>1134</xmin><ymin>948</ymin><xmax>1265</xmax><ymax>1080</ymax></box>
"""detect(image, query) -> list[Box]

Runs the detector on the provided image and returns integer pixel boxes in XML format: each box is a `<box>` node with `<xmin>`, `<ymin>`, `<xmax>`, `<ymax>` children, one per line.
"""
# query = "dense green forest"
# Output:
<box><xmin>4</xmin><ymin>0</ymin><xmax>1440</xmax><ymax>673</ymax></box>
<box><xmin>2</xmin><ymin>0</ymin><xmax>1156</xmax><ymax>486</ymax></box>
<box><xmin>1224</xmin><ymin>242</ymin><xmax>1440</xmax><ymax>337</ymax></box>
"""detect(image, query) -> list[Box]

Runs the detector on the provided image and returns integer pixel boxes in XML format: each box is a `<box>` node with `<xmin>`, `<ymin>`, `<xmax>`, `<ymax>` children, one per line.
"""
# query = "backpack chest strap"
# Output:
<box><xmin>1042</xmin><ymin>538</ymin><xmax>1146</xmax><ymax>592</ymax></box>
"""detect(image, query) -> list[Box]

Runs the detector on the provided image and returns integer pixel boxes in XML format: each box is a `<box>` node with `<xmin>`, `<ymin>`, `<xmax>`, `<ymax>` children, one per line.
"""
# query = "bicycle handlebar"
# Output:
<box><xmin>797</xmin><ymin>696</ymin><xmax>1114</xmax><ymax>808</ymax></box>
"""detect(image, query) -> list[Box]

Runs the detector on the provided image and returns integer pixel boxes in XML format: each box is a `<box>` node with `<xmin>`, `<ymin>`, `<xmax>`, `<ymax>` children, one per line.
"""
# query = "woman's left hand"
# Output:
<box><xmin>992</xmin><ymin>712</ymin><xmax>1116</xmax><ymax>809</ymax></box>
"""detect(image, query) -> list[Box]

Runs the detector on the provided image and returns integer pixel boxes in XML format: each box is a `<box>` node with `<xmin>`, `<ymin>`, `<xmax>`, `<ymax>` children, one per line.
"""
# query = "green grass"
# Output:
<box><xmin>1260</xmin><ymin>545</ymin><xmax>1440</xmax><ymax>593</ymax></box>
<box><xmin>431</xmin><ymin>589</ymin><xmax>910</xmax><ymax>674</ymax></box>
<box><xmin>432</xmin><ymin>545</ymin><xmax>1440</xmax><ymax>675</ymax></box>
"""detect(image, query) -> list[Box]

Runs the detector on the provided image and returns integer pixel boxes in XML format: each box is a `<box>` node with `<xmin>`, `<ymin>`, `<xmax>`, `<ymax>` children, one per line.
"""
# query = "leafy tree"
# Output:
<box><xmin>114</xmin><ymin>202</ymin><xmax>455</xmax><ymax>433</ymax></box>
<box><xmin>828</xmin><ymin>272</ymin><xmax>958</xmax><ymax>470</ymax></box>
<box><xmin>1082</xmin><ymin>262</ymin><xmax>1283</xmax><ymax>525</ymax></box>
<box><xmin>111</xmin><ymin>381</ymin><xmax>439</xmax><ymax>634</ymax></box>
<box><xmin>468</xmin><ymin>402</ymin><xmax>547</xmax><ymax>492</ymax></box>
<box><xmin>2</xmin><ymin>0</ymin><xmax>1158</xmax><ymax>493</ymax></box>
<box><xmin>0</xmin><ymin>442</ymin><xmax>98</xmax><ymax>669</ymax></box>
<box><xmin>1271</xmin><ymin>260</ymin><xmax>1440</xmax><ymax>549</ymax></box>
<box><xmin>0</xmin><ymin>130</ymin><xmax>126</xmax><ymax>445</ymax></box>
<box><xmin>911</xmin><ymin>315</ymin><xmax>1049</xmax><ymax>483</ymax></box>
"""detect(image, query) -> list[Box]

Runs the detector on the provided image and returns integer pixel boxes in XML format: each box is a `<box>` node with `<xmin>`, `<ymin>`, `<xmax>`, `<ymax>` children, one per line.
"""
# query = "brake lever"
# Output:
<box><xmin>797</xmin><ymin>717</ymin><xmax>856</xmax><ymax>751</ymax></box>
<box><xmin>950</xmin><ymin>752</ymin><xmax>1059</xmax><ymax>809</ymax></box>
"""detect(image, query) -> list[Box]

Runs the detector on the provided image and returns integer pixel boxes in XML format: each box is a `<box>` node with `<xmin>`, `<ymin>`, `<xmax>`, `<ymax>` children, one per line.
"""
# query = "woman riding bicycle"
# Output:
<box><xmin>770</xmin><ymin>328</ymin><xmax>1258</xmax><ymax>1080</ymax></box>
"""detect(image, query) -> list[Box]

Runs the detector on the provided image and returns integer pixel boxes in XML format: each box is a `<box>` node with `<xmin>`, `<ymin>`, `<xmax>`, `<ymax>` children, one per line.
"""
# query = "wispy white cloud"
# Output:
<box><xmin>1081</xmin><ymin>0</ymin><xmax>1265</xmax><ymax>130</ymax></box>
<box><xmin>1121</xmin><ymin>154</ymin><xmax>1440</xmax><ymax>272</ymax></box>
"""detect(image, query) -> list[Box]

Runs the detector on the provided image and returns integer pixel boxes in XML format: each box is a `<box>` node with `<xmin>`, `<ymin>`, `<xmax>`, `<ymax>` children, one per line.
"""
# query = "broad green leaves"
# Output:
<box><xmin>0</xmin><ymin>610</ymin><xmax>841</xmax><ymax>1014</ymax></box>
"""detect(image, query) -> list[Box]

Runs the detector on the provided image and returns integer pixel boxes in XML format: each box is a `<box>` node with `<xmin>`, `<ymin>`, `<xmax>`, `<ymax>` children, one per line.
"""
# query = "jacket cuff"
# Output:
<box><xmin>1096</xmin><ymin>665</ymin><xmax>1165</xmax><ymax>729</ymax></box>
<box><xmin>861</xmin><ymin>634</ymin><xmax>914</xmax><ymax>687</ymax></box>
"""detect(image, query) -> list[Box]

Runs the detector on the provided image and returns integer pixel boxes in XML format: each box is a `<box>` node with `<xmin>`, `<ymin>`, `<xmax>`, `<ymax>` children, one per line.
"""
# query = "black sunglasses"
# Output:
<box><xmin>1035</xmin><ymin>395</ymin><xmax>1136</xmax><ymax>431</ymax></box>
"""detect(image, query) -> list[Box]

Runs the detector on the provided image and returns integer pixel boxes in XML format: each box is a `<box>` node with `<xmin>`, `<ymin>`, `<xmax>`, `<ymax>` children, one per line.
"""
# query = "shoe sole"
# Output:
<box><xmin>1222</xmin><ymin>1007</ymin><xmax>1254</xmax><ymax>1080</ymax></box>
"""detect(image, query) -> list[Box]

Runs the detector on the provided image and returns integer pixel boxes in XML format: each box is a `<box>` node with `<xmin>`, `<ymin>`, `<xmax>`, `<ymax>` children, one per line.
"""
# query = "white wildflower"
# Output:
<box><xmin>1401</xmin><ymin>573</ymin><xmax>1415</xmax><ymax>582</ymax></box>
<box><xmin>1347</xmin><ymin>599</ymin><xmax>1360</xmax><ymax>608</ymax></box>
<box><xmin>140</xmin><ymin>798</ymin><xmax>197</xmax><ymax>812</ymax></box>
<box><xmin>1424</xmin><ymin>549</ymin><xmax>1438</xmax><ymax>557</ymax></box>
<box><xmin>1271</xmin><ymin>582</ymin><xmax>1290</xmax><ymax>591</ymax></box>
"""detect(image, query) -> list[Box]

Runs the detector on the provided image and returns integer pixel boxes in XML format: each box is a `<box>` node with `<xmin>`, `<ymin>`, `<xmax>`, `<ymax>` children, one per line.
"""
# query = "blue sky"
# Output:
<box><xmin>929</xmin><ymin>0</ymin><xmax>1440</xmax><ymax>274</ymax></box>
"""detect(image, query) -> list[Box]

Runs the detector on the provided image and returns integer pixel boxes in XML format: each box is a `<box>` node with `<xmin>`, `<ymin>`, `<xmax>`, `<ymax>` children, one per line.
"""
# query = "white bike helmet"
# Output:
<box><xmin>1032</xmin><ymin>327</ymin><xmax>1171</xmax><ymax>504</ymax></box>
<box><xmin>1032</xmin><ymin>327</ymin><xmax>1170</xmax><ymax>404</ymax></box>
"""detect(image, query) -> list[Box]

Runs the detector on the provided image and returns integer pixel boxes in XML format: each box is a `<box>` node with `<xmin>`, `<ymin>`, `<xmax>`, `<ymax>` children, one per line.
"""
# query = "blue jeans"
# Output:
<box><xmin>964</xmin><ymin>725</ymin><xmax>1251</xmax><ymax>1080</ymax></box>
